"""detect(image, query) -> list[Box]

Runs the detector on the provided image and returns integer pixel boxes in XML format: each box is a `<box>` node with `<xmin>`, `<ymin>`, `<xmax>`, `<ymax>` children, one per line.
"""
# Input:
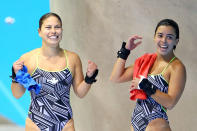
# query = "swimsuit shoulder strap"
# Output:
<box><xmin>161</xmin><ymin>56</ymin><xmax>176</xmax><ymax>75</ymax></box>
<box><xmin>64</xmin><ymin>50</ymin><xmax>69</xmax><ymax>69</ymax></box>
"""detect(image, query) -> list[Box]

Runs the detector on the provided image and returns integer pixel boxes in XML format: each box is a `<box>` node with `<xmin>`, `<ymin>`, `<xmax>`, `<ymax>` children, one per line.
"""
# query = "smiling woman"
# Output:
<box><xmin>11</xmin><ymin>12</ymin><xmax>98</xmax><ymax>131</ymax></box>
<box><xmin>38</xmin><ymin>13</ymin><xmax>63</xmax><ymax>47</ymax></box>
<box><xmin>110</xmin><ymin>19</ymin><xmax>186</xmax><ymax>131</ymax></box>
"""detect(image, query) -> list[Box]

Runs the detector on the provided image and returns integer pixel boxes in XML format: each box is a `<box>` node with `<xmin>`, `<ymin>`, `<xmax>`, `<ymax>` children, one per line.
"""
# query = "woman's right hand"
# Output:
<box><xmin>130</xmin><ymin>78</ymin><xmax>140</xmax><ymax>91</ymax></box>
<box><xmin>13</xmin><ymin>60</ymin><xmax>24</xmax><ymax>74</ymax></box>
<box><xmin>125</xmin><ymin>35</ymin><xmax>142</xmax><ymax>50</ymax></box>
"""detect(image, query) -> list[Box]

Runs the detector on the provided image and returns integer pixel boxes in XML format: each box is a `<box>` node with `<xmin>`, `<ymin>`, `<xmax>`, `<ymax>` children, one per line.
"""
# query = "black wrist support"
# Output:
<box><xmin>139</xmin><ymin>79</ymin><xmax>157</xmax><ymax>96</ymax></box>
<box><xmin>10</xmin><ymin>66</ymin><xmax>18</xmax><ymax>83</ymax></box>
<box><xmin>11</xmin><ymin>66</ymin><xmax>16</xmax><ymax>79</ymax></box>
<box><xmin>85</xmin><ymin>69</ymin><xmax>99</xmax><ymax>84</ymax></box>
<box><xmin>117</xmin><ymin>42</ymin><xmax>130</xmax><ymax>60</ymax></box>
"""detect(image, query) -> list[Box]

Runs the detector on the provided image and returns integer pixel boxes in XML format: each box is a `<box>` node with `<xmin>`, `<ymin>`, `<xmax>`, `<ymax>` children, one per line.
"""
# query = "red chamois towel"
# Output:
<box><xmin>130</xmin><ymin>53</ymin><xmax>157</xmax><ymax>101</ymax></box>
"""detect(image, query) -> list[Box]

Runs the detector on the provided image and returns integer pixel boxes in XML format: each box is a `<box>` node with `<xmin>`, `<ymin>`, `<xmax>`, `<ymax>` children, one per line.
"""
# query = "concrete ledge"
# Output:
<box><xmin>0</xmin><ymin>125</ymin><xmax>24</xmax><ymax>131</ymax></box>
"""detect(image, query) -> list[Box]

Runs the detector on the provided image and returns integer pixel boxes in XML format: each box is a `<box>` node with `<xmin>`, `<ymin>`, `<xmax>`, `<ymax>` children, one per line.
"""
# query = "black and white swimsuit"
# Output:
<box><xmin>131</xmin><ymin>56</ymin><xmax>176</xmax><ymax>131</ymax></box>
<box><xmin>28</xmin><ymin>50</ymin><xmax>73</xmax><ymax>131</ymax></box>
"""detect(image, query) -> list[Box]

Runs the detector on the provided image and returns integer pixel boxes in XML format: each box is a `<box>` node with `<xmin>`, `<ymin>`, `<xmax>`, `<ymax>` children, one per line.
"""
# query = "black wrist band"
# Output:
<box><xmin>11</xmin><ymin>66</ymin><xmax>16</xmax><ymax>79</ymax></box>
<box><xmin>139</xmin><ymin>79</ymin><xmax>157</xmax><ymax>96</ymax></box>
<box><xmin>85</xmin><ymin>69</ymin><xmax>99</xmax><ymax>84</ymax></box>
<box><xmin>10</xmin><ymin>66</ymin><xmax>18</xmax><ymax>83</ymax></box>
<box><xmin>117</xmin><ymin>42</ymin><xmax>130</xmax><ymax>60</ymax></box>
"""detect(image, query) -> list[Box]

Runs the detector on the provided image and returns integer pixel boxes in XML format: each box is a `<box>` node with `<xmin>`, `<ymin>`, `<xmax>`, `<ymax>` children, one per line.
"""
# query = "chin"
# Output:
<box><xmin>48</xmin><ymin>40</ymin><xmax>60</xmax><ymax>45</ymax></box>
<box><xmin>47</xmin><ymin>42</ymin><xmax>59</xmax><ymax>47</ymax></box>
<box><xmin>157</xmin><ymin>49</ymin><xmax>168</xmax><ymax>56</ymax></box>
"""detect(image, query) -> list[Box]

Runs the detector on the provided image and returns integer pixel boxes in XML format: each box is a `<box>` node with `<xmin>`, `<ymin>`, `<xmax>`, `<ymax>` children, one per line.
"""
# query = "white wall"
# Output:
<box><xmin>50</xmin><ymin>0</ymin><xmax>197</xmax><ymax>130</ymax></box>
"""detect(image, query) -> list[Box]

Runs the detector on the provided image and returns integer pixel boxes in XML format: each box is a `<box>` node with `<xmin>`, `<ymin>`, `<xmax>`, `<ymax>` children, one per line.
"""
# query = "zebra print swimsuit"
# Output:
<box><xmin>131</xmin><ymin>56</ymin><xmax>176</xmax><ymax>131</ymax></box>
<box><xmin>28</xmin><ymin>51</ymin><xmax>73</xmax><ymax>131</ymax></box>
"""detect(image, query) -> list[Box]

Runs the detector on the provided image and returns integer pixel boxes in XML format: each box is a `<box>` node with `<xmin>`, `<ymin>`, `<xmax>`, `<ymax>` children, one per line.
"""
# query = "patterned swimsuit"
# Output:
<box><xmin>131</xmin><ymin>56</ymin><xmax>176</xmax><ymax>131</ymax></box>
<box><xmin>28</xmin><ymin>51</ymin><xmax>73</xmax><ymax>131</ymax></box>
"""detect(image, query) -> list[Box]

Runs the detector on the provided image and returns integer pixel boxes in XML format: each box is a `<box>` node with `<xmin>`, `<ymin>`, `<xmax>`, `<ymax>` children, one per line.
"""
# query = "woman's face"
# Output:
<box><xmin>154</xmin><ymin>25</ymin><xmax>179</xmax><ymax>56</ymax></box>
<box><xmin>38</xmin><ymin>16</ymin><xmax>62</xmax><ymax>47</ymax></box>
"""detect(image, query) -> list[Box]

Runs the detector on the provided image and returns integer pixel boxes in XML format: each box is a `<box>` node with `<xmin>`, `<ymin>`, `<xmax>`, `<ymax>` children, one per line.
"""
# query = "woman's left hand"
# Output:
<box><xmin>86</xmin><ymin>60</ymin><xmax>98</xmax><ymax>77</ymax></box>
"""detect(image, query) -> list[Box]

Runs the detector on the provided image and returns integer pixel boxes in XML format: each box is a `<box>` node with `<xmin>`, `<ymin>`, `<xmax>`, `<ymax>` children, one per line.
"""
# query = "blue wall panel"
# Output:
<box><xmin>0</xmin><ymin>0</ymin><xmax>49</xmax><ymax>126</ymax></box>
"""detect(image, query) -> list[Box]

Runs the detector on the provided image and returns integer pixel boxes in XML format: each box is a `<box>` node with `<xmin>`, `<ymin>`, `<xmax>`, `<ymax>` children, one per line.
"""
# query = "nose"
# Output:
<box><xmin>161</xmin><ymin>36</ymin><xmax>167</xmax><ymax>42</ymax></box>
<box><xmin>51</xmin><ymin>27</ymin><xmax>56</xmax><ymax>34</ymax></box>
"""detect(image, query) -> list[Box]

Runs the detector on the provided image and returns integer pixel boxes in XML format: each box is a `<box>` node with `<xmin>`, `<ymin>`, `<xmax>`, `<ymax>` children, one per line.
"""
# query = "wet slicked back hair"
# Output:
<box><xmin>154</xmin><ymin>19</ymin><xmax>179</xmax><ymax>39</ymax></box>
<box><xmin>154</xmin><ymin>19</ymin><xmax>179</xmax><ymax>50</ymax></box>
<box><xmin>39</xmin><ymin>12</ymin><xmax>62</xmax><ymax>30</ymax></box>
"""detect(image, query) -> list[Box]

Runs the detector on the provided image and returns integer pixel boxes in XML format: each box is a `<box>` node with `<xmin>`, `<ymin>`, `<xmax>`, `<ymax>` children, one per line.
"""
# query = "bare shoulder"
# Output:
<box><xmin>169</xmin><ymin>57</ymin><xmax>186</xmax><ymax>83</ymax></box>
<box><xmin>20</xmin><ymin>48</ymin><xmax>39</xmax><ymax>62</ymax></box>
<box><xmin>20</xmin><ymin>48</ymin><xmax>40</xmax><ymax>73</ymax></box>
<box><xmin>64</xmin><ymin>49</ymin><xmax>82</xmax><ymax>77</ymax></box>
<box><xmin>65</xmin><ymin>49</ymin><xmax>81</xmax><ymax>62</ymax></box>
<box><xmin>171</xmin><ymin>58</ymin><xmax>186</xmax><ymax>74</ymax></box>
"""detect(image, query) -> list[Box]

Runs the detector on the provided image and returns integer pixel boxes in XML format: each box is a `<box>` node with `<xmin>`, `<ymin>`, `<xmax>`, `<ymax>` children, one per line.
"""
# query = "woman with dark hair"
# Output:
<box><xmin>110</xmin><ymin>19</ymin><xmax>186</xmax><ymax>131</ymax></box>
<box><xmin>11</xmin><ymin>12</ymin><xmax>98</xmax><ymax>131</ymax></box>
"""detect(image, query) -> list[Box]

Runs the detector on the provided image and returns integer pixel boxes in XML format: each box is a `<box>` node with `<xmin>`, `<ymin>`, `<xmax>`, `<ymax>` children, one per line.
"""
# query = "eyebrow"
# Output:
<box><xmin>157</xmin><ymin>33</ymin><xmax>175</xmax><ymax>37</ymax></box>
<box><xmin>44</xmin><ymin>25</ymin><xmax>61</xmax><ymax>27</ymax></box>
<box><xmin>44</xmin><ymin>25</ymin><xmax>52</xmax><ymax>27</ymax></box>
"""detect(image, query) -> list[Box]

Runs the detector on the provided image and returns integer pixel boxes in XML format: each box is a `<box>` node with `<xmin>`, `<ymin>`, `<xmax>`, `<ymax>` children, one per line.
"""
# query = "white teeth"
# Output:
<box><xmin>49</xmin><ymin>36</ymin><xmax>58</xmax><ymax>39</ymax></box>
<box><xmin>161</xmin><ymin>45</ymin><xmax>167</xmax><ymax>48</ymax></box>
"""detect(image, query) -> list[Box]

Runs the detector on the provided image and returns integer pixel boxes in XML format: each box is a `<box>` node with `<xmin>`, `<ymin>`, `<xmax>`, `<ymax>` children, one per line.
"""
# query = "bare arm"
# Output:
<box><xmin>110</xmin><ymin>58</ymin><xmax>134</xmax><ymax>83</ymax></box>
<box><xmin>11</xmin><ymin>49</ymin><xmax>37</xmax><ymax>99</ymax></box>
<box><xmin>72</xmin><ymin>53</ymin><xmax>98</xmax><ymax>98</ymax></box>
<box><xmin>151</xmin><ymin>62</ymin><xmax>186</xmax><ymax>110</ymax></box>
<box><xmin>11</xmin><ymin>57</ymin><xmax>26</xmax><ymax>99</ymax></box>
<box><xmin>11</xmin><ymin>82</ymin><xmax>26</xmax><ymax>99</ymax></box>
<box><xmin>110</xmin><ymin>35</ymin><xmax>142</xmax><ymax>83</ymax></box>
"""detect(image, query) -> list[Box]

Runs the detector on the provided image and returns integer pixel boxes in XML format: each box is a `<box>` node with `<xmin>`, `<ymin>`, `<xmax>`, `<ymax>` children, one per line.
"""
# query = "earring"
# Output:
<box><xmin>173</xmin><ymin>45</ymin><xmax>176</xmax><ymax>50</ymax></box>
